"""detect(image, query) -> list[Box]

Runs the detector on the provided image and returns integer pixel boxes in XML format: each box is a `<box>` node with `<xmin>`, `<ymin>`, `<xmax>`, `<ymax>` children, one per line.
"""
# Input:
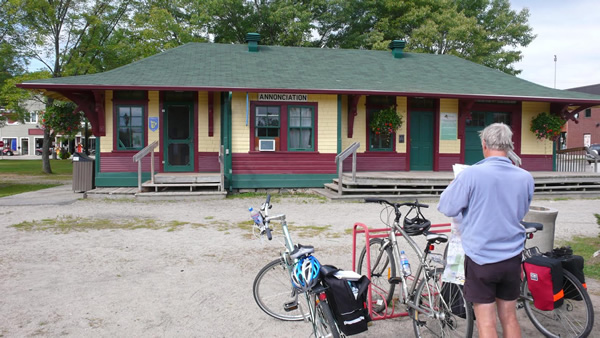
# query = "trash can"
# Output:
<box><xmin>523</xmin><ymin>206</ymin><xmax>558</xmax><ymax>253</ymax></box>
<box><xmin>72</xmin><ymin>152</ymin><xmax>95</xmax><ymax>192</ymax></box>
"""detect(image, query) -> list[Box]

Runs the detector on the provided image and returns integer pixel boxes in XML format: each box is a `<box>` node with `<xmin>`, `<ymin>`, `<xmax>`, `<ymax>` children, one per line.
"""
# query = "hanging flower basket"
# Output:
<box><xmin>530</xmin><ymin>112</ymin><xmax>565</xmax><ymax>141</ymax></box>
<box><xmin>370</xmin><ymin>107</ymin><xmax>403</xmax><ymax>137</ymax></box>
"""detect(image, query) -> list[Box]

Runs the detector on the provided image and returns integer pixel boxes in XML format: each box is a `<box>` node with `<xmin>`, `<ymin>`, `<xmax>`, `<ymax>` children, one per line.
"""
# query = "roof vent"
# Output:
<box><xmin>246</xmin><ymin>33</ymin><xmax>261</xmax><ymax>52</ymax></box>
<box><xmin>389</xmin><ymin>40</ymin><xmax>406</xmax><ymax>58</ymax></box>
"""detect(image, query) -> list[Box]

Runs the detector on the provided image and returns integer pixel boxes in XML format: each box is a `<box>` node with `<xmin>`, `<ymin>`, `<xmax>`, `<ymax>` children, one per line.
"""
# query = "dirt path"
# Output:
<box><xmin>0</xmin><ymin>190</ymin><xmax>598</xmax><ymax>337</ymax></box>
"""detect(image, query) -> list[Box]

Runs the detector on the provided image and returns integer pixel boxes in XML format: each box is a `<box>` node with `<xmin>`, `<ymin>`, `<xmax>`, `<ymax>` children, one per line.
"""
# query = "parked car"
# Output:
<box><xmin>586</xmin><ymin>144</ymin><xmax>600</xmax><ymax>164</ymax></box>
<box><xmin>35</xmin><ymin>147</ymin><xmax>54</xmax><ymax>155</ymax></box>
<box><xmin>2</xmin><ymin>148</ymin><xmax>14</xmax><ymax>156</ymax></box>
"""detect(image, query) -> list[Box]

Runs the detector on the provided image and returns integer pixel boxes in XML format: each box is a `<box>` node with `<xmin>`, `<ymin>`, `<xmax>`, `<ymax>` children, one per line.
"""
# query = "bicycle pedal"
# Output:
<box><xmin>389</xmin><ymin>277</ymin><xmax>403</xmax><ymax>284</ymax></box>
<box><xmin>284</xmin><ymin>301</ymin><xmax>298</xmax><ymax>312</ymax></box>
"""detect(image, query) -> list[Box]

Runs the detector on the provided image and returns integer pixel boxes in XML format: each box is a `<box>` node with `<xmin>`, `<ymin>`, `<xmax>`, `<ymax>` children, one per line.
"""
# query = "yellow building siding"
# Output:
<box><xmin>231</xmin><ymin>92</ymin><xmax>254</xmax><ymax>153</ymax></box>
<box><xmin>396</xmin><ymin>96</ymin><xmax>408</xmax><ymax>153</ymax></box>
<box><xmin>313</xmin><ymin>94</ymin><xmax>337</xmax><ymax>154</ymax></box>
<box><xmin>147</xmin><ymin>91</ymin><xmax>160</xmax><ymax>151</ymax></box>
<box><xmin>197</xmin><ymin>92</ymin><xmax>221</xmax><ymax>152</ymax></box>
<box><xmin>100</xmin><ymin>90</ymin><xmax>113</xmax><ymax>153</ymax></box>
<box><xmin>521</xmin><ymin>101</ymin><xmax>553</xmax><ymax>155</ymax></box>
<box><xmin>341</xmin><ymin>95</ymin><xmax>367</xmax><ymax>153</ymax></box>
<box><xmin>439</xmin><ymin>98</ymin><xmax>461</xmax><ymax>154</ymax></box>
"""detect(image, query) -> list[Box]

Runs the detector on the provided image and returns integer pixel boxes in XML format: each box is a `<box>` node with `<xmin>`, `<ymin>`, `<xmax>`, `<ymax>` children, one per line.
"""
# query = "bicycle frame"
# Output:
<box><xmin>353</xmin><ymin>223</ymin><xmax>450</xmax><ymax>321</ymax></box>
<box><xmin>258</xmin><ymin>201</ymin><xmax>339</xmax><ymax>336</ymax></box>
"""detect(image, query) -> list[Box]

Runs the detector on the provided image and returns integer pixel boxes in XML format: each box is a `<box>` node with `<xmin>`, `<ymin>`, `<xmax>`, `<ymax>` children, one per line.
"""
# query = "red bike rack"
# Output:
<box><xmin>351</xmin><ymin>222</ymin><xmax>451</xmax><ymax>321</ymax></box>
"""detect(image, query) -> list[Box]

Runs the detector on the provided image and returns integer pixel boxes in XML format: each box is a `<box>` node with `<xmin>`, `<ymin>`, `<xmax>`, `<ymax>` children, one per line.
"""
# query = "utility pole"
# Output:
<box><xmin>554</xmin><ymin>55</ymin><xmax>557</xmax><ymax>89</ymax></box>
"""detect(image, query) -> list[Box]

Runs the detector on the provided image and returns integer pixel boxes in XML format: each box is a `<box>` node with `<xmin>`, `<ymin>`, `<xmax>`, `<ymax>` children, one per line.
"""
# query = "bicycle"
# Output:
<box><xmin>519</xmin><ymin>221</ymin><xmax>594</xmax><ymax>338</ymax></box>
<box><xmin>357</xmin><ymin>198</ymin><xmax>474</xmax><ymax>337</ymax></box>
<box><xmin>251</xmin><ymin>195</ymin><xmax>341</xmax><ymax>338</ymax></box>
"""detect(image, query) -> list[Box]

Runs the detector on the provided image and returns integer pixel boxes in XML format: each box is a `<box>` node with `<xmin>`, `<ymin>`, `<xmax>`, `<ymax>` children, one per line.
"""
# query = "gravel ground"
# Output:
<box><xmin>0</xmin><ymin>185</ymin><xmax>598</xmax><ymax>337</ymax></box>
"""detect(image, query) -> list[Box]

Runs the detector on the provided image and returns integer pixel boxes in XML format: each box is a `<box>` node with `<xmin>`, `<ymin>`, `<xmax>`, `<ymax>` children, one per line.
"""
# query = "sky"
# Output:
<box><xmin>510</xmin><ymin>0</ymin><xmax>600</xmax><ymax>90</ymax></box>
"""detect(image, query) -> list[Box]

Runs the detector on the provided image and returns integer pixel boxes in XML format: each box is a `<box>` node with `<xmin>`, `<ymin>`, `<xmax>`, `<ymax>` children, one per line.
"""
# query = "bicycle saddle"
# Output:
<box><xmin>290</xmin><ymin>244</ymin><xmax>315</xmax><ymax>259</ymax></box>
<box><xmin>424</xmin><ymin>231</ymin><xmax>448</xmax><ymax>244</ymax></box>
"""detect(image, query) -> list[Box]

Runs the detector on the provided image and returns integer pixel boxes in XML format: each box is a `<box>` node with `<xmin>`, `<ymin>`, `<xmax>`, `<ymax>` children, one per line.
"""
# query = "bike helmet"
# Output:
<box><xmin>403</xmin><ymin>206</ymin><xmax>431</xmax><ymax>236</ymax></box>
<box><xmin>291</xmin><ymin>255</ymin><xmax>321</xmax><ymax>290</ymax></box>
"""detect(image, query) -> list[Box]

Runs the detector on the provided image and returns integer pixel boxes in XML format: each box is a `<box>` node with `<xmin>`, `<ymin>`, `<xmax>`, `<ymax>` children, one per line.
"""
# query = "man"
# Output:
<box><xmin>438</xmin><ymin>123</ymin><xmax>534</xmax><ymax>338</ymax></box>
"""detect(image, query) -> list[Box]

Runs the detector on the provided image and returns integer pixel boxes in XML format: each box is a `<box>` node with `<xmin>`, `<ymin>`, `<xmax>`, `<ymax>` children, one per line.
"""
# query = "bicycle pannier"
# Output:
<box><xmin>320</xmin><ymin>265</ymin><xmax>370</xmax><ymax>336</ymax></box>
<box><xmin>523</xmin><ymin>255</ymin><xmax>564</xmax><ymax>311</ymax></box>
<box><xmin>546</xmin><ymin>247</ymin><xmax>586</xmax><ymax>298</ymax></box>
<box><xmin>441</xmin><ymin>283</ymin><xmax>467</xmax><ymax>319</ymax></box>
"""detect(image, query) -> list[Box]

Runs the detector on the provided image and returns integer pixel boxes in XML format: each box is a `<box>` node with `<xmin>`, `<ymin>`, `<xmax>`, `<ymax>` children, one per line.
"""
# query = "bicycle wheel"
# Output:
<box><xmin>356</xmin><ymin>238</ymin><xmax>396</xmax><ymax>313</ymax></box>
<box><xmin>314</xmin><ymin>298</ymin><xmax>341</xmax><ymax>338</ymax></box>
<box><xmin>413</xmin><ymin>268</ymin><xmax>474</xmax><ymax>337</ymax></box>
<box><xmin>253</xmin><ymin>258</ymin><xmax>309</xmax><ymax>321</ymax></box>
<box><xmin>522</xmin><ymin>269</ymin><xmax>594</xmax><ymax>338</ymax></box>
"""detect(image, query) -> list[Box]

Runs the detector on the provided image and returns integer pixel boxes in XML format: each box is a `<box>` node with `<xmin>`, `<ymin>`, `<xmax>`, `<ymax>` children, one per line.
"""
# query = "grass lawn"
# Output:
<box><xmin>0</xmin><ymin>160</ymin><xmax>73</xmax><ymax>197</ymax></box>
<box><xmin>560</xmin><ymin>213</ymin><xmax>600</xmax><ymax>280</ymax></box>
<box><xmin>0</xmin><ymin>159</ymin><xmax>73</xmax><ymax>177</ymax></box>
<box><xmin>0</xmin><ymin>182</ymin><xmax>62</xmax><ymax>197</ymax></box>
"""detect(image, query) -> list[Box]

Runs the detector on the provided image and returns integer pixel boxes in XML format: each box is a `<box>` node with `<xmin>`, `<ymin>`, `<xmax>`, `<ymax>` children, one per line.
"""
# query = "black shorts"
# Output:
<box><xmin>464</xmin><ymin>254</ymin><xmax>521</xmax><ymax>304</ymax></box>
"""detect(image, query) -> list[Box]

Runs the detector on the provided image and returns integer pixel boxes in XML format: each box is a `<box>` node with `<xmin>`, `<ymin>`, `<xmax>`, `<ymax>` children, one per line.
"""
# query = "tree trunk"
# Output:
<box><xmin>42</xmin><ymin>128</ymin><xmax>52</xmax><ymax>174</ymax></box>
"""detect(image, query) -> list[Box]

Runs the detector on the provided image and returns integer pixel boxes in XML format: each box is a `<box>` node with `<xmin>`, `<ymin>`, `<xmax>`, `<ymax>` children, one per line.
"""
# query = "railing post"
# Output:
<box><xmin>137</xmin><ymin>161</ymin><xmax>142</xmax><ymax>192</ymax></box>
<box><xmin>150</xmin><ymin>148</ymin><xmax>155</xmax><ymax>184</ymax></box>
<box><xmin>338</xmin><ymin>160</ymin><xmax>343</xmax><ymax>195</ymax></box>
<box><xmin>352</xmin><ymin>151</ymin><xmax>357</xmax><ymax>182</ymax></box>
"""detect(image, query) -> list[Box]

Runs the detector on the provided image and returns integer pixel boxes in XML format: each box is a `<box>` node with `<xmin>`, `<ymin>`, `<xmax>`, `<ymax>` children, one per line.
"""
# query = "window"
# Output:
<box><xmin>585</xmin><ymin>108</ymin><xmax>591</xmax><ymax>118</ymax></box>
<box><xmin>24</xmin><ymin>112</ymin><xmax>38</xmax><ymax>124</ymax></box>
<box><xmin>288</xmin><ymin>106</ymin><xmax>314</xmax><ymax>151</ymax></box>
<box><xmin>368</xmin><ymin>108</ymin><xmax>394</xmax><ymax>150</ymax></box>
<box><xmin>117</xmin><ymin>106</ymin><xmax>144</xmax><ymax>150</ymax></box>
<box><xmin>367</xmin><ymin>96</ymin><xmax>397</xmax><ymax>151</ymax></box>
<box><xmin>256</xmin><ymin>106</ymin><xmax>280</xmax><ymax>138</ymax></box>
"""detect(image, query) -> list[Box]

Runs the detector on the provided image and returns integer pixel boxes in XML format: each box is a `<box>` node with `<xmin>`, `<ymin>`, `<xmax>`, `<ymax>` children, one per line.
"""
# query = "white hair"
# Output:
<box><xmin>479</xmin><ymin>123</ymin><xmax>514</xmax><ymax>152</ymax></box>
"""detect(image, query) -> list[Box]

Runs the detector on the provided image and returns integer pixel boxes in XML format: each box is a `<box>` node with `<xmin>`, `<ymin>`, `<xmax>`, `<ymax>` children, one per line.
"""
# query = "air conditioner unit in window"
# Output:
<box><xmin>258</xmin><ymin>139</ymin><xmax>276</xmax><ymax>151</ymax></box>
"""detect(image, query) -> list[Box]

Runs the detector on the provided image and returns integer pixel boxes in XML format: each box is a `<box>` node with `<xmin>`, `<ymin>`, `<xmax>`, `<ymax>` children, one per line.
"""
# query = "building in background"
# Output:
<box><xmin>17</xmin><ymin>35</ymin><xmax>600</xmax><ymax>189</ymax></box>
<box><xmin>567</xmin><ymin>84</ymin><xmax>600</xmax><ymax>148</ymax></box>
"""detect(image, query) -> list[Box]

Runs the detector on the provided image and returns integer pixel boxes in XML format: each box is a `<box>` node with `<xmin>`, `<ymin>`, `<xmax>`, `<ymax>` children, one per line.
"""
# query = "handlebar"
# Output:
<box><xmin>364</xmin><ymin>198</ymin><xmax>429</xmax><ymax>209</ymax></box>
<box><xmin>365</xmin><ymin>198</ymin><xmax>429</xmax><ymax>224</ymax></box>
<box><xmin>260</xmin><ymin>194</ymin><xmax>274</xmax><ymax>240</ymax></box>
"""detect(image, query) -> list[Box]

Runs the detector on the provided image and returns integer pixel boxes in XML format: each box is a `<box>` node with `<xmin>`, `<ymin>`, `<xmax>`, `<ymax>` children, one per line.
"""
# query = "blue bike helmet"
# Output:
<box><xmin>291</xmin><ymin>255</ymin><xmax>321</xmax><ymax>290</ymax></box>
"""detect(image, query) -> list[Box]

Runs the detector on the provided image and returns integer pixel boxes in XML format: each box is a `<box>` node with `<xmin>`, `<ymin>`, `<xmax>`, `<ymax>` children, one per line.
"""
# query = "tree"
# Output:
<box><xmin>16</xmin><ymin>0</ymin><xmax>136</xmax><ymax>172</ymax></box>
<box><xmin>318</xmin><ymin>0</ymin><xmax>534</xmax><ymax>75</ymax></box>
<box><xmin>0</xmin><ymin>0</ymin><xmax>28</xmax><ymax>91</ymax></box>
<box><xmin>203</xmin><ymin>0</ymin><xmax>318</xmax><ymax>46</ymax></box>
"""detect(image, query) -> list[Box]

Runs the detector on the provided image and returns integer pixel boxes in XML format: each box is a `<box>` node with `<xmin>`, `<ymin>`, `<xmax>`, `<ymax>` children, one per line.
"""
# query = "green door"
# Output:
<box><xmin>164</xmin><ymin>103</ymin><xmax>194</xmax><ymax>172</ymax></box>
<box><xmin>465</xmin><ymin>112</ymin><xmax>511</xmax><ymax>164</ymax></box>
<box><xmin>410</xmin><ymin>111</ymin><xmax>434</xmax><ymax>170</ymax></box>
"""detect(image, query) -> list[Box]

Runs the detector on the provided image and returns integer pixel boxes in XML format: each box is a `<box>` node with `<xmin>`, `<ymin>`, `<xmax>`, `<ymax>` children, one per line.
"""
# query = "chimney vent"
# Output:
<box><xmin>246</xmin><ymin>33</ymin><xmax>261</xmax><ymax>52</ymax></box>
<box><xmin>389</xmin><ymin>40</ymin><xmax>406</xmax><ymax>58</ymax></box>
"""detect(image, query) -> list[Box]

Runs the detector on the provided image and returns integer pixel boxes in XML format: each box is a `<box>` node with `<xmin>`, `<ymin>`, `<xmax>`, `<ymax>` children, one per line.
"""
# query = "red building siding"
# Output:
<box><xmin>100</xmin><ymin>152</ymin><xmax>160</xmax><ymax>172</ymax></box>
<box><xmin>566</xmin><ymin>107</ymin><xmax>600</xmax><ymax>147</ymax></box>
<box><xmin>233</xmin><ymin>153</ymin><xmax>336</xmax><ymax>174</ymax></box>
<box><xmin>521</xmin><ymin>155</ymin><xmax>553</xmax><ymax>171</ymax></box>
<box><xmin>342</xmin><ymin>152</ymin><xmax>407</xmax><ymax>172</ymax></box>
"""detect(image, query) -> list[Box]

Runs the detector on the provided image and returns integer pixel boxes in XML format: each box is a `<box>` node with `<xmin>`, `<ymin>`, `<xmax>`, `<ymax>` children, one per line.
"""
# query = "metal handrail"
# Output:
<box><xmin>133</xmin><ymin>140</ymin><xmax>159</xmax><ymax>192</ymax></box>
<box><xmin>555</xmin><ymin>146</ymin><xmax>589</xmax><ymax>172</ymax></box>
<box><xmin>218</xmin><ymin>145</ymin><xmax>225</xmax><ymax>192</ymax></box>
<box><xmin>335</xmin><ymin>142</ymin><xmax>360</xmax><ymax>195</ymax></box>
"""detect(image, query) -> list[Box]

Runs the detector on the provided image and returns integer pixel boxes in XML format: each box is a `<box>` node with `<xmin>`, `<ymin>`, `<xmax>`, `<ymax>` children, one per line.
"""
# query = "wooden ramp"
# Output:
<box><xmin>86</xmin><ymin>173</ymin><xmax>226</xmax><ymax>199</ymax></box>
<box><xmin>317</xmin><ymin>171</ymin><xmax>600</xmax><ymax>200</ymax></box>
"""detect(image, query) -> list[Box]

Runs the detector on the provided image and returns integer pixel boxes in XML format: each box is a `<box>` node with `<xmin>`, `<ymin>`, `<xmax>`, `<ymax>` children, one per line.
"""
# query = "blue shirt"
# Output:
<box><xmin>438</xmin><ymin>157</ymin><xmax>534</xmax><ymax>265</ymax></box>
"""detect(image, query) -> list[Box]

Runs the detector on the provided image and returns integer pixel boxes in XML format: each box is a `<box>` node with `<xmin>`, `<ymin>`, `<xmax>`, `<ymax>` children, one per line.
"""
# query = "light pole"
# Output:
<box><xmin>554</xmin><ymin>55</ymin><xmax>557</xmax><ymax>89</ymax></box>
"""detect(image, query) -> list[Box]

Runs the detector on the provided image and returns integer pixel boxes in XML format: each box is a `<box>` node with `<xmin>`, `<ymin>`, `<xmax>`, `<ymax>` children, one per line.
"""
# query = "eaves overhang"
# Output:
<box><xmin>17</xmin><ymin>82</ymin><xmax>600</xmax><ymax>107</ymax></box>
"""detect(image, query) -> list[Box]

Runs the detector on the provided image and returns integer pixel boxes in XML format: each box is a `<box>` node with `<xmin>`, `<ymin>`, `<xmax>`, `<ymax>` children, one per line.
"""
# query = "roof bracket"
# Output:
<box><xmin>557</xmin><ymin>103</ymin><xmax>594</xmax><ymax>124</ymax></box>
<box><xmin>347</xmin><ymin>95</ymin><xmax>361</xmax><ymax>138</ymax></box>
<box><xmin>208</xmin><ymin>92</ymin><xmax>214</xmax><ymax>137</ymax></box>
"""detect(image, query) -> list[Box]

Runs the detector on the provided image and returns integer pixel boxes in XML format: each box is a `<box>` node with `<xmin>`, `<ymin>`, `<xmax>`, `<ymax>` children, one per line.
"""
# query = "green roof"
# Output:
<box><xmin>21</xmin><ymin>42</ymin><xmax>600</xmax><ymax>104</ymax></box>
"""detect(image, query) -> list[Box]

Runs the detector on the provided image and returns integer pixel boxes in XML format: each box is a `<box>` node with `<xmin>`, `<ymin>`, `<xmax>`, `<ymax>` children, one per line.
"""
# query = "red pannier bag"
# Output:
<box><xmin>523</xmin><ymin>255</ymin><xmax>564</xmax><ymax>311</ymax></box>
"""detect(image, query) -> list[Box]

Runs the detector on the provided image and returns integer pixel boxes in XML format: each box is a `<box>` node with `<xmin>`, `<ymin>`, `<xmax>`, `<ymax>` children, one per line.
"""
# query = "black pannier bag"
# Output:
<box><xmin>546</xmin><ymin>246</ymin><xmax>586</xmax><ymax>299</ymax></box>
<box><xmin>523</xmin><ymin>255</ymin><xmax>564</xmax><ymax>311</ymax></box>
<box><xmin>320</xmin><ymin>265</ymin><xmax>370</xmax><ymax>336</ymax></box>
<box><xmin>441</xmin><ymin>283</ymin><xmax>467</xmax><ymax>319</ymax></box>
